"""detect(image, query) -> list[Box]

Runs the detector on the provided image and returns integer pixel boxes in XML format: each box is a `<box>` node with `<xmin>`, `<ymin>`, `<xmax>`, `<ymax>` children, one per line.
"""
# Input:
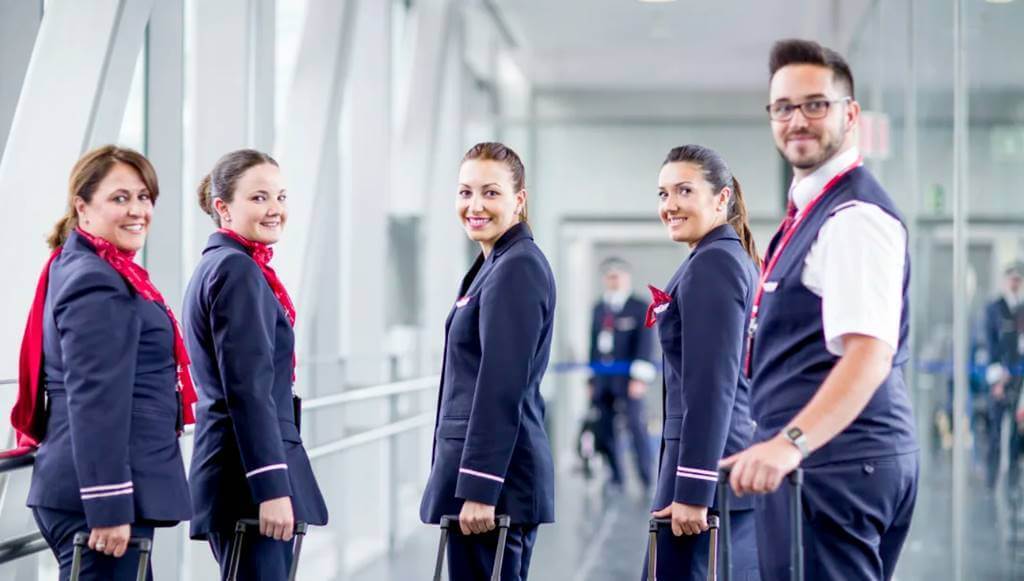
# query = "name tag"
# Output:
<box><xmin>763</xmin><ymin>281</ymin><xmax>779</xmax><ymax>293</ymax></box>
<box><xmin>616</xmin><ymin>317</ymin><xmax>637</xmax><ymax>331</ymax></box>
<box><xmin>455</xmin><ymin>296</ymin><xmax>473</xmax><ymax>308</ymax></box>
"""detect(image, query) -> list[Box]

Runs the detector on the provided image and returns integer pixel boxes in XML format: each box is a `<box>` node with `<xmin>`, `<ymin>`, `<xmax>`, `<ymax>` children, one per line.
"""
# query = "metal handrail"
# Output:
<box><xmin>0</xmin><ymin>452</ymin><xmax>43</xmax><ymax>565</ymax></box>
<box><xmin>0</xmin><ymin>454</ymin><xmax>35</xmax><ymax>475</ymax></box>
<box><xmin>306</xmin><ymin>412</ymin><xmax>434</xmax><ymax>460</ymax></box>
<box><xmin>0</xmin><ymin>531</ymin><xmax>47</xmax><ymax>565</ymax></box>
<box><xmin>301</xmin><ymin>375</ymin><xmax>438</xmax><ymax>412</ymax></box>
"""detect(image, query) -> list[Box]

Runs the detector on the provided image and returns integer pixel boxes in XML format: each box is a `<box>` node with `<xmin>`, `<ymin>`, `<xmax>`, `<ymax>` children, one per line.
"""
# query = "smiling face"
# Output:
<box><xmin>456</xmin><ymin>159</ymin><xmax>526</xmax><ymax>254</ymax></box>
<box><xmin>769</xmin><ymin>64</ymin><xmax>859</xmax><ymax>178</ymax></box>
<box><xmin>658</xmin><ymin>161</ymin><xmax>730</xmax><ymax>246</ymax></box>
<box><xmin>214</xmin><ymin>163</ymin><xmax>287</xmax><ymax>245</ymax></box>
<box><xmin>74</xmin><ymin>162</ymin><xmax>153</xmax><ymax>253</ymax></box>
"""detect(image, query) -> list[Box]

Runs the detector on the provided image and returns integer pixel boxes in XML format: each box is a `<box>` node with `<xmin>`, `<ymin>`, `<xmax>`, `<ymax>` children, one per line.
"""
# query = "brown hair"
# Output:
<box><xmin>663</xmin><ymin>145</ymin><xmax>761</xmax><ymax>268</ymax></box>
<box><xmin>47</xmin><ymin>145</ymin><xmax>159</xmax><ymax>249</ymax></box>
<box><xmin>197</xmin><ymin>149</ymin><xmax>279</xmax><ymax>226</ymax></box>
<box><xmin>461</xmin><ymin>142</ymin><xmax>528</xmax><ymax>223</ymax></box>
<box><xmin>769</xmin><ymin>38</ymin><xmax>855</xmax><ymax>98</ymax></box>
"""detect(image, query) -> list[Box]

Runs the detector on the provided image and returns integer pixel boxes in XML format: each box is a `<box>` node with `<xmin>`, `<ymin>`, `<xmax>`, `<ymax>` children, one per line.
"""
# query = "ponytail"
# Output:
<box><xmin>46</xmin><ymin>213</ymin><xmax>77</xmax><ymax>250</ymax></box>
<box><xmin>728</xmin><ymin>177</ymin><xmax>761</xmax><ymax>269</ymax></box>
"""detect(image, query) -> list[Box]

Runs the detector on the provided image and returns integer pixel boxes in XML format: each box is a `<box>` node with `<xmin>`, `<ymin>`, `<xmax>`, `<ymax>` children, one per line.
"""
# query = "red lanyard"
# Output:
<box><xmin>743</xmin><ymin>158</ymin><xmax>862</xmax><ymax>377</ymax></box>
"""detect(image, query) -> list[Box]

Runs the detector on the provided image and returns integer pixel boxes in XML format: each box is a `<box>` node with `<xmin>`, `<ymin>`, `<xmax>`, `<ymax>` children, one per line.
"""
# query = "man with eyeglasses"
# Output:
<box><xmin>721</xmin><ymin>39</ymin><xmax>919</xmax><ymax>580</ymax></box>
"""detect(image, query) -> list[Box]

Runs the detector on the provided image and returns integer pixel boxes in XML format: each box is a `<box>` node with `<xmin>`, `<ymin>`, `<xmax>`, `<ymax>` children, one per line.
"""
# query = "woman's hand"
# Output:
<box><xmin>259</xmin><ymin>496</ymin><xmax>295</xmax><ymax>541</ymax></box>
<box><xmin>88</xmin><ymin>524</ymin><xmax>131</xmax><ymax>557</ymax></box>
<box><xmin>459</xmin><ymin>500</ymin><xmax>496</xmax><ymax>535</ymax></box>
<box><xmin>652</xmin><ymin>502</ymin><xmax>708</xmax><ymax>537</ymax></box>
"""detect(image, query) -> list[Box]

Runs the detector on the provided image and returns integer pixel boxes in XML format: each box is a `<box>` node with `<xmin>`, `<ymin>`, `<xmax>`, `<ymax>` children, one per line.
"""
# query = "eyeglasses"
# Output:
<box><xmin>766</xmin><ymin>97</ymin><xmax>851</xmax><ymax>122</ymax></box>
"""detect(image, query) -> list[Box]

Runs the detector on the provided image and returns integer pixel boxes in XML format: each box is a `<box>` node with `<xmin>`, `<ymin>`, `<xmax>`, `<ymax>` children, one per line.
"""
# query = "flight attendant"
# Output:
<box><xmin>183</xmin><ymin>149</ymin><xmax>328</xmax><ymax>580</ymax></box>
<box><xmin>721</xmin><ymin>39</ymin><xmax>919</xmax><ymax>581</ymax></box>
<box><xmin>13</xmin><ymin>145</ymin><xmax>194</xmax><ymax>579</ymax></box>
<box><xmin>420</xmin><ymin>142</ymin><xmax>556</xmax><ymax>581</ymax></box>
<box><xmin>643</xmin><ymin>145</ymin><xmax>761</xmax><ymax>580</ymax></box>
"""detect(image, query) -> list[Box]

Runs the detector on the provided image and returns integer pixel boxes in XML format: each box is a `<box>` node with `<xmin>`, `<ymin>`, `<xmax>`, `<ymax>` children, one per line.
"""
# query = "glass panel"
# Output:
<box><xmin>118</xmin><ymin>33</ymin><xmax>147</xmax><ymax>152</ymax></box>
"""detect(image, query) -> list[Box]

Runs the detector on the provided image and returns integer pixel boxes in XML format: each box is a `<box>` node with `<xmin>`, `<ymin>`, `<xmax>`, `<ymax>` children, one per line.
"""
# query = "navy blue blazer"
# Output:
<box><xmin>419</xmin><ymin>223</ymin><xmax>556</xmax><ymax>525</ymax></box>
<box><xmin>652</xmin><ymin>224</ymin><xmax>757</xmax><ymax>511</ymax></box>
<box><xmin>183</xmin><ymin>232</ymin><xmax>327</xmax><ymax>538</ymax></box>
<box><xmin>985</xmin><ymin>297</ymin><xmax>1024</xmax><ymax>377</ymax></box>
<box><xmin>588</xmin><ymin>296</ymin><xmax>655</xmax><ymax>394</ymax></box>
<box><xmin>27</xmin><ymin>231</ymin><xmax>191</xmax><ymax>528</ymax></box>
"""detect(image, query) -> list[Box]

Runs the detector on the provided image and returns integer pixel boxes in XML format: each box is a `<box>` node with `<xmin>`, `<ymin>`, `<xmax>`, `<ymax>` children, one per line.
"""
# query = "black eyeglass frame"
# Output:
<box><xmin>765</xmin><ymin>96</ymin><xmax>852</xmax><ymax>121</ymax></box>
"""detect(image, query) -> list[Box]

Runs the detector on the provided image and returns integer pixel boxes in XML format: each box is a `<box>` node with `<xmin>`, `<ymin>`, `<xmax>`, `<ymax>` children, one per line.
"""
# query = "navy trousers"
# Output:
<box><xmin>446</xmin><ymin>524</ymin><xmax>538</xmax><ymax>581</ymax></box>
<box><xmin>594</xmin><ymin>384</ymin><xmax>652</xmax><ymax>487</ymax></box>
<box><xmin>987</xmin><ymin>393</ymin><xmax>1022</xmax><ymax>489</ymax></box>
<box><xmin>32</xmin><ymin>507</ymin><xmax>154</xmax><ymax>581</ymax></box>
<box><xmin>641</xmin><ymin>509</ymin><xmax>759</xmax><ymax>581</ymax></box>
<box><xmin>754</xmin><ymin>452</ymin><xmax>918</xmax><ymax>581</ymax></box>
<box><xmin>208</xmin><ymin>528</ymin><xmax>294</xmax><ymax>581</ymax></box>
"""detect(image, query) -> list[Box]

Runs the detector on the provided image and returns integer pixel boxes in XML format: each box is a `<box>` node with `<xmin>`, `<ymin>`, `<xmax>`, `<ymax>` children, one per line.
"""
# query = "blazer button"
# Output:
<box><xmin>863</xmin><ymin>463</ymin><xmax>875</xmax><ymax>475</ymax></box>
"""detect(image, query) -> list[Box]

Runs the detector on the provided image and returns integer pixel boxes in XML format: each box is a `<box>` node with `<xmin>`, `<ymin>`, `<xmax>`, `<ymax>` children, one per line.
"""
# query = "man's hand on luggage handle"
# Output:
<box><xmin>652</xmin><ymin>502</ymin><xmax>708</xmax><ymax>536</ymax></box>
<box><xmin>720</xmin><ymin>436</ymin><xmax>802</xmax><ymax>496</ymax></box>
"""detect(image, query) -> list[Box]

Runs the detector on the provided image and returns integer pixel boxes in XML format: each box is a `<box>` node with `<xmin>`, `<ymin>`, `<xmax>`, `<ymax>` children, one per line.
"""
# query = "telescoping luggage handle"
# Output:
<box><xmin>228</xmin><ymin>518</ymin><xmax>309</xmax><ymax>581</ymax></box>
<box><xmin>70</xmin><ymin>533</ymin><xmax>152</xmax><ymax>581</ymax></box>
<box><xmin>433</xmin><ymin>514</ymin><xmax>512</xmax><ymax>581</ymax></box>
<box><xmin>648</xmin><ymin>514</ymin><xmax>721</xmax><ymax>581</ymax></box>
<box><xmin>717</xmin><ymin>467</ymin><xmax>804</xmax><ymax>581</ymax></box>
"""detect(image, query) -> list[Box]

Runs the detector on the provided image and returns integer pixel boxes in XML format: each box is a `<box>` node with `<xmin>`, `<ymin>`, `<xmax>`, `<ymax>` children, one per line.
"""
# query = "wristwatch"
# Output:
<box><xmin>782</xmin><ymin>426</ymin><xmax>810</xmax><ymax>459</ymax></box>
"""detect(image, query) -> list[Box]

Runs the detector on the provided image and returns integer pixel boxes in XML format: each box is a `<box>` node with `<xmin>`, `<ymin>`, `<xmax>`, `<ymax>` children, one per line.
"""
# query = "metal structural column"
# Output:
<box><xmin>0</xmin><ymin>0</ymin><xmax>153</xmax><ymax>379</ymax></box>
<box><xmin>272</xmin><ymin>0</ymin><xmax>357</xmax><ymax>360</ymax></box>
<box><xmin>0</xmin><ymin>0</ymin><xmax>42</xmax><ymax>160</ymax></box>
<box><xmin>185</xmin><ymin>0</ymin><xmax>274</xmax><ymax>273</ymax></box>
<box><xmin>341</xmin><ymin>0</ymin><xmax>390</xmax><ymax>386</ymax></box>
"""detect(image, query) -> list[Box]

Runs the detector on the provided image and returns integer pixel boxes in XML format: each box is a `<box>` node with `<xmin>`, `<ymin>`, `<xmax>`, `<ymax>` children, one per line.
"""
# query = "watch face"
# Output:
<box><xmin>786</xmin><ymin>427</ymin><xmax>803</xmax><ymax>440</ymax></box>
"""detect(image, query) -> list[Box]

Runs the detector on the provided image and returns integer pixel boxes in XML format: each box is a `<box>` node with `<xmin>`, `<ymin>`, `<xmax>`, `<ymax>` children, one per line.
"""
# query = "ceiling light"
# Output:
<box><xmin>638</xmin><ymin>0</ymin><xmax>677</xmax><ymax>3</ymax></box>
<box><xmin>986</xmin><ymin>0</ymin><xmax>1014</xmax><ymax>4</ymax></box>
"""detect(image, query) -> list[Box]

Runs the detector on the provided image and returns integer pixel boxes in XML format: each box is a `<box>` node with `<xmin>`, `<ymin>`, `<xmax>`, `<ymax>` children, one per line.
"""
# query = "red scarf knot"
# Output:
<box><xmin>645</xmin><ymin>285</ymin><xmax>673</xmax><ymax>328</ymax></box>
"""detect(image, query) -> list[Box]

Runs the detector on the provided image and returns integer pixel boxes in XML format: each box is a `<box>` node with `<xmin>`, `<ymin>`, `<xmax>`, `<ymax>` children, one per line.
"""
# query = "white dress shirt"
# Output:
<box><xmin>790</xmin><ymin>147</ymin><xmax>907</xmax><ymax>356</ymax></box>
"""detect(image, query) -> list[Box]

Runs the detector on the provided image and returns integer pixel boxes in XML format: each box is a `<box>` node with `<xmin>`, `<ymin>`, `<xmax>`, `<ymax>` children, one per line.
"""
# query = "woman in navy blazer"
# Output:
<box><xmin>183</xmin><ymin>149</ymin><xmax>327</xmax><ymax>580</ymax></box>
<box><xmin>643</xmin><ymin>145</ymin><xmax>762</xmax><ymax>580</ymax></box>
<box><xmin>419</xmin><ymin>142</ymin><xmax>556</xmax><ymax>581</ymax></box>
<box><xmin>15</xmin><ymin>146</ymin><xmax>193</xmax><ymax>580</ymax></box>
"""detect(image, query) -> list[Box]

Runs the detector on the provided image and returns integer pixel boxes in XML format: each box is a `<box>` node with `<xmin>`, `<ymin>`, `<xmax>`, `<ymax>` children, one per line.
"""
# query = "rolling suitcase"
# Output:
<box><xmin>647</xmin><ymin>514</ymin><xmax>721</xmax><ymax>581</ymax></box>
<box><xmin>227</xmin><ymin>519</ymin><xmax>309</xmax><ymax>581</ymax></box>
<box><xmin>717</xmin><ymin>467</ymin><xmax>804</xmax><ymax>581</ymax></box>
<box><xmin>433</xmin><ymin>514</ymin><xmax>512</xmax><ymax>581</ymax></box>
<box><xmin>70</xmin><ymin>533</ymin><xmax>152</xmax><ymax>581</ymax></box>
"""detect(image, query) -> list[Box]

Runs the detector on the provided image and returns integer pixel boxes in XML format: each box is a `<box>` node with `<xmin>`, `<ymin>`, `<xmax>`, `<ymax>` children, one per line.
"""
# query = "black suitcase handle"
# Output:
<box><xmin>433</xmin><ymin>514</ymin><xmax>512</xmax><ymax>581</ymax></box>
<box><xmin>648</xmin><ymin>514</ymin><xmax>721</xmax><ymax>581</ymax></box>
<box><xmin>70</xmin><ymin>533</ymin><xmax>152</xmax><ymax>581</ymax></box>
<box><xmin>228</xmin><ymin>518</ymin><xmax>309</xmax><ymax>581</ymax></box>
<box><xmin>717</xmin><ymin>467</ymin><xmax>804</xmax><ymax>581</ymax></box>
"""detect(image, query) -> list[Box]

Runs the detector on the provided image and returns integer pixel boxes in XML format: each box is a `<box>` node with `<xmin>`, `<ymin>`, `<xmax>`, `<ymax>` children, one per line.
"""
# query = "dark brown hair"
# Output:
<box><xmin>769</xmin><ymin>38</ymin><xmax>855</xmax><ymax>98</ymax></box>
<box><xmin>48</xmin><ymin>145</ymin><xmax>159</xmax><ymax>249</ymax></box>
<box><xmin>663</xmin><ymin>145</ymin><xmax>761</xmax><ymax>268</ymax></box>
<box><xmin>461</xmin><ymin>142</ymin><xmax>528</xmax><ymax>223</ymax></box>
<box><xmin>197</xmin><ymin>149</ymin><xmax>279</xmax><ymax>226</ymax></box>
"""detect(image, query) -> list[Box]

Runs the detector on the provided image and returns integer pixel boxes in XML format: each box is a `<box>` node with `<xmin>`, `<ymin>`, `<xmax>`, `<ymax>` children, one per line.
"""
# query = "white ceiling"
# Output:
<box><xmin>494</xmin><ymin>0</ymin><xmax>1024</xmax><ymax>92</ymax></box>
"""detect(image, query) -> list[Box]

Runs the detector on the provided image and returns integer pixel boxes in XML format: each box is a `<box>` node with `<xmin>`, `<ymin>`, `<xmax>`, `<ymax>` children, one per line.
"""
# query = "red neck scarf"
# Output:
<box><xmin>10</xmin><ymin>229</ymin><xmax>197</xmax><ymax>454</ymax></box>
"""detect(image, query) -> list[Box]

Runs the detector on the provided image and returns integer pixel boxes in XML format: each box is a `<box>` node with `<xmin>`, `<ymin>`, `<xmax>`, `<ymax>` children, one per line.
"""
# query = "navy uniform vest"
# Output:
<box><xmin>749</xmin><ymin>167</ymin><xmax>918</xmax><ymax>466</ymax></box>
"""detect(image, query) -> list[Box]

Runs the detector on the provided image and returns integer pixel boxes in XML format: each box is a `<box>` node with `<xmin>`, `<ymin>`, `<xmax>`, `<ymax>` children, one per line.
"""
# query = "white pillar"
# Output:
<box><xmin>340</xmin><ymin>0</ymin><xmax>390</xmax><ymax>385</ymax></box>
<box><xmin>0</xmin><ymin>0</ymin><xmax>42</xmax><ymax>160</ymax></box>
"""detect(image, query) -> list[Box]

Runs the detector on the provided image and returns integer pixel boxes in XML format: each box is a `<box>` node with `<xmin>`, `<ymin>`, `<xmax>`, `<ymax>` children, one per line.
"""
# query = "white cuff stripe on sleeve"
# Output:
<box><xmin>676</xmin><ymin>466</ymin><xmax>717</xmax><ymax>477</ymax></box>
<box><xmin>80</xmin><ymin>481</ymin><xmax>133</xmax><ymax>494</ymax></box>
<box><xmin>246</xmin><ymin>463</ymin><xmax>289</xmax><ymax>478</ymax></box>
<box><xmin>82</xmin><ymin>488</ymin><xmax>134</xmax><ymax>500</ymax></box>
<box><xmin>676</xmin><ymin>470</ymin><xmax>718</xmax><ymax>483</ymax></box>
<box><xmin>459</xmin><ymin>468</ymin><xmax>505</xmax><ymax>483</ymax></box>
